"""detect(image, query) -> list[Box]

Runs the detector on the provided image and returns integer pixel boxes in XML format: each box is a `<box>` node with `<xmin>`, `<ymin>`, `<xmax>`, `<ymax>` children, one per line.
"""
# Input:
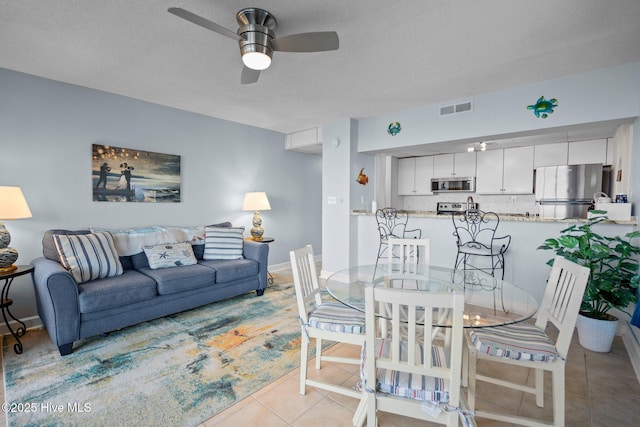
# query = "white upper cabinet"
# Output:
<box><xmin>433</xmin><ymin>152</ymin><xmax>476</xmax><ymax>178</ymax></box>
<box><xmin>397</xmin><ymin>156</ymin><xmax>433</xmax><ymax>195</ymax></box>
<box><xmin>433</xmin><ymin>154</ymin><xmax>454</xmax><ymax>178</ymax></box>
<box><xmin>503</xmin><ymin>146</ymin><xmax>534</xmax><ymax>193</ymax></box>
<box><xmin>475</xmin><ymin>150</ymin><xmax>503</xmax><ymax>194</ymax></box>
<box><xmin>454</xmin><ymin>151</ymin><xmax>477</xmax><ymax>177</ymax></box>
<box><xmin>567</xmin><ymin>139</ymin><xmax>608</xmax><ymax>165</ymax></box>
<box><xmin>534</xmin><ymin>142</ymin><xmax>568</xmax><ymax>167</ymax></box>
<box><xmin>476</xmin><ymin>146</ymin><xmax>534</xmax><ymax>194</ymax></box>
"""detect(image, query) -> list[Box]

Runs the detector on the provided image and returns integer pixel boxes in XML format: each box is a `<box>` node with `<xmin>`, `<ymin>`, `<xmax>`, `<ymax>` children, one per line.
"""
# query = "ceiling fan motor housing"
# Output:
<box><xmin>236</xmin><ymin>8</ymin><xmax>276</xmax><ymax>70</ymax></box>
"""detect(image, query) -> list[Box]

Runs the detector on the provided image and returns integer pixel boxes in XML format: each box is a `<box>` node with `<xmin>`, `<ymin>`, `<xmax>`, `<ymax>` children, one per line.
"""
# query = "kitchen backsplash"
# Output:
<box><xmin>403</xmin><ymin>194</ymin><xmax>538</xmax><ymax>215</ymax></box>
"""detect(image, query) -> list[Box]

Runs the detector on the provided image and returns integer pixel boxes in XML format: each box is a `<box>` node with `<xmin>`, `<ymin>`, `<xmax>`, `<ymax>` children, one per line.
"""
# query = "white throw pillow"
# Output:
<box><xmin>203</xmin><ymin>226</ymin><xmax>245</xmax><ymax>260</ymax></box>
<box><xmin>53</xmin><ymin>232</ymin><xmax>123</xmax><ymax>283</ymax></box>
<box><xmin>142</xmin><ymin>242</ymin><xmax>197</xmax><ymax>269</ymax></box>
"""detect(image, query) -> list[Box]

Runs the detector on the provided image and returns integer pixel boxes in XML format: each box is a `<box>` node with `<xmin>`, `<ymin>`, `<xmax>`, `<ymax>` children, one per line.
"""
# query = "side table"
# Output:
<box><xmin>0</xmin><ymin>264</ymin><xmax>33</xmax><ymax>354</ymax></box>
<box><xmin>245</xmin><ymin>237</ymin><xmax>275</xmax><ymax>284</ymax></box>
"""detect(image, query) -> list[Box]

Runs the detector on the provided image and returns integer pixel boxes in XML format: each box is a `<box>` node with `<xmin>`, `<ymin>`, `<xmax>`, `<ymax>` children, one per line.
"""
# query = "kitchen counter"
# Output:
<box><xmin>353</xmin><ymin>209</ymin><xmax>637</xmax><ymax>303</ymax></box>
<box><xmin>351</xmin><ymin>210</ymin><xmax>637</xmax><ymax>225</ymax></box>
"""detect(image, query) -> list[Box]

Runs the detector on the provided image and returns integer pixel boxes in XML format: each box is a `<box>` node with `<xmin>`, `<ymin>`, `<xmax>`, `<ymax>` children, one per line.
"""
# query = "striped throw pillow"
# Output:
<box><xmin>203</xmin><ymin>226</ymin><xmax>245</xmax><ymax>260</ymax></box>
<box><xmin>53</xmin><ymin>232</ymin><xmax>123</xmax><ymax>283</ymax></box>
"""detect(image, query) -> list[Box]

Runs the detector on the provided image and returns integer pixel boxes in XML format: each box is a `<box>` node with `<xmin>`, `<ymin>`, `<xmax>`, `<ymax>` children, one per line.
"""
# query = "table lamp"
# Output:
<box><xmin>0</xmin><ymin>186</ymin><xmax>33</xmax><ymax>272</ymax></box>
<box><xmin>242</xmin><ymin>191</ymin><xmax>271</xmax><ymax>241</ymax></box>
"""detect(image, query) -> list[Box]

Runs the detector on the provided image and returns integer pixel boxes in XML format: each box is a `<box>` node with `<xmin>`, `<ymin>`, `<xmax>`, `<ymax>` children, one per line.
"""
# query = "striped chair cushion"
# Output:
<box><xmin>469</xmin><ymin>323</ymin><xmax>560</xmax><ymax>362</ymax></box>
<box><xmin>203</xmin><ymin>226</ymin><xmax>245</xmax><ymax>260</ymax></box>
<box><xmin>308</xmin><ymin>302</ymin><xmax>365</xmax><ymax>334</ymax></box>
<box><xmin>361</xmin><ymin>338</ymin><xmax>450</xmax><ymax>403</ymax></box>
<box><xmin>53</xmin><ymin>232</ymin><xmax>123</xmax><ymax>283</ymax></box>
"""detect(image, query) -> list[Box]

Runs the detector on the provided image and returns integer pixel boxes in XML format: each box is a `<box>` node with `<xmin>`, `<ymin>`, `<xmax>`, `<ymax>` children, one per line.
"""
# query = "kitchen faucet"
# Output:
<box><xmin>466</xmin><ymin>195</ymin><xmax>475</xmax><ymax>212</ymax></box>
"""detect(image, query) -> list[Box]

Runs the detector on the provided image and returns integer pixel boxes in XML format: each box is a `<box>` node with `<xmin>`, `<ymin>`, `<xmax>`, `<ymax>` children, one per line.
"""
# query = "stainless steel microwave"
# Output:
<box><xmin>431</xmin><ymin>177</ymin><xmax>475</xmax><ymax>193</ymax></box>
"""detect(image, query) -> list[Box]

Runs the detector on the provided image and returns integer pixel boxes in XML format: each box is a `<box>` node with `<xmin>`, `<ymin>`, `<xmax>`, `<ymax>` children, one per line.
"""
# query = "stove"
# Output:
<box><xmin>436</xmin><ymin>201</ymin><xmax>479</xmax><ymax>214</ymax></box>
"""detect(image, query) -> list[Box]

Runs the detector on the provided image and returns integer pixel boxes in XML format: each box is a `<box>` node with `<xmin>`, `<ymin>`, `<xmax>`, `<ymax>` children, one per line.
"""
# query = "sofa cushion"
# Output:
<box><xmin>77</xmin><ymin>270</ymin><xmax>158</xmax><ymax>313</ymax></box>
<box><xmin>142</xmin><ymin>242</ymin><xmax>197</xmax><ymax>269</ymax></box>
<box><xmin>131</xmin><ymin>251</ymin><xmax>150</xmax><ymax>269</ymax></box>
<box><xmin>53</xmin><ymin>232</ymin><xmax>123</xmax><ymax>283</ymax></box>
<box><xmin>138</xmin><ymin>264</ymin><xmax>216</xmax><ymax>295</ymax></box>
<box><xmin>203</xmin><ymin>226</ymin><xmax>245</xmax><ymax>260</ymax></box>
<box><xmin>42</xmin><ymin>229</ymin><xmax>91</xmax><ymax>261</ymax></box>
<box><xmin>198</xmin><ymin>258</ymin><xmax>258</xmax><ymax>283</ymax></box>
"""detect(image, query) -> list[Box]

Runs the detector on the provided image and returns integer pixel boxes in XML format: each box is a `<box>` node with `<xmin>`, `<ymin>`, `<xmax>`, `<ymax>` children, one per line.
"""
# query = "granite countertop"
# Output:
<box><xmin>351</xmin><ymin>210</ymin><xmax>637</xmax><ymax>225</ymax></box>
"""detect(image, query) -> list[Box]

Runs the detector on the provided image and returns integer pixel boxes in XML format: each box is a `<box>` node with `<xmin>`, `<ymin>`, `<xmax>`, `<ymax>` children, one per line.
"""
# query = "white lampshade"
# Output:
<box><xmin>0</xmin><ymin>186</ymin><xmax>32</xmax><ymax>219</ymax></box>
<box><xmin>242</xmin><ymin>192</ymin><xmax>271</xmax><ymax>211</ymax></box>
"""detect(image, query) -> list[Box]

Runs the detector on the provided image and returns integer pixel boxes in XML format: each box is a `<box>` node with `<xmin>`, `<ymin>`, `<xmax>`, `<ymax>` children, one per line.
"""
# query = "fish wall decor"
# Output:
<box><xmin>356</xmin><ymin>168</ymin><xmax>368</xmax><ymax>185</ymax></box>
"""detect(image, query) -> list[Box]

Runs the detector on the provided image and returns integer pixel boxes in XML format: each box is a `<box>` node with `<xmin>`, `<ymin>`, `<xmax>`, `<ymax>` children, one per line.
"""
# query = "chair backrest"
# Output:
<box><xmin>452</xmin><ymin>210</ymin><xmax>511</xmax><ymax>253</ymax></box>
<box><xmin>375</xmin><ymin>208</ymin><xmax>410</xmax><ymax>242</ymax></box>
<box><xmin>289</xmin><ymin>245</ymin><xmax>323</xmax><ymax>324</ymax></box>
<box><xmin>452</xmin><ymin>209</ymin><xmax>499</xmax><ymax>248</ymax></box>
<box><xmin>364</xmin><ymin>283</ymin><xmax>465</xmax><ymax>407</ymax></box>
<box><xmin>535</xmin><ymin>255</ymin><xmax>590</xmax><ymax>359</ymax></box>
<box><xmin>387</xmin><ymin>238</ymin><xmax>430</xmax><ymax>266</ymax></box>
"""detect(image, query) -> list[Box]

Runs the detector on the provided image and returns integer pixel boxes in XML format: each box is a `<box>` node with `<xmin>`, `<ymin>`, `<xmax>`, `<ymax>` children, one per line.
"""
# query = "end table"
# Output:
<box><xmin>245</xmin><ymin>237</ymin><xmax>275</xmax><ymax>284</ymax></box>
<box><xmin>1</xmin><ymin>264</ymin><xmax>33</xmax><ymax>354</ymax></box>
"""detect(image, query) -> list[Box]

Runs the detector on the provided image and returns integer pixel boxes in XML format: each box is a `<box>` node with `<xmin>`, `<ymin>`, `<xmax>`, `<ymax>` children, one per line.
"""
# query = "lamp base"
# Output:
<box><xmin>0</xmin><ymin>264</ymin><xmax>17</xmax><ymax>273</ymax></box>
<box><xmin>250</xmin><ymin>211</ymin><xmax>265</xmax><ymax>241</ymax></box>
<box><xmin>0</xmin><ymin>246</ymin><xmax>19</xmax><ymax>272</ymax></box>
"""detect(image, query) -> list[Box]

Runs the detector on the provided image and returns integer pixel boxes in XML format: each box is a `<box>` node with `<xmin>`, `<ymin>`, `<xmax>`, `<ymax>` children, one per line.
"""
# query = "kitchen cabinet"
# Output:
<box><xmin>433</xmin><ymin>152</ymin><xmax>476</xmax><ymax>178</ymax></box>
<box><xmin>476</xmin><ymin>146</ymin><xmax>534</xmax><ymax>194</ymax></box>
<box><xmin>397</xmin><ymin>156</ymin><xmax>433</xmax><ymax>195</ymax></box>
<box><xmin>534</xmin><ymin>142</ymin><xmax>568</xmax><ymax>167</ymax></box>
<box><xmin>568</xmin><ymin>139</ymin><xmax>608</xmax><ymax>165</ymax></box>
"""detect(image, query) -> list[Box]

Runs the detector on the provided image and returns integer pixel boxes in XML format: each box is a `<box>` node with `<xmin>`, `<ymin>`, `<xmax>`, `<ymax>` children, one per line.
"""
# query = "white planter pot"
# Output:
<box><xmin>575</xmin><ymin>313</ymin><xmax>618</xmax><ymax>353</ymax></box>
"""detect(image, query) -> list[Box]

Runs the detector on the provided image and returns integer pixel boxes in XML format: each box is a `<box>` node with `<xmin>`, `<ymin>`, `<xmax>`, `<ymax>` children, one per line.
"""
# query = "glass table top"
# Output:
<box><xmin>324</xmin><ymin>263</ymin><xmax>539</xmax><ymax>328</ymax></box>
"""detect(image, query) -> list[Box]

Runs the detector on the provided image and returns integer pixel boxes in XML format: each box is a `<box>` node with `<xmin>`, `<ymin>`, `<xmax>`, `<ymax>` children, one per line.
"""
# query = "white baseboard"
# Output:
<box><xmin>269</xmin><ymin>255</ymin><xmax>322</xmax><ymax>274</ymax></box>
<box><xmin>0</xmin><ymin>315</ymin><xmax>43</xmax><ymax>337</ymax></box>
<box><xmin>267</xmin><ymin>261</ymin><xmax>292</xmax><ymax>272</ymax></box>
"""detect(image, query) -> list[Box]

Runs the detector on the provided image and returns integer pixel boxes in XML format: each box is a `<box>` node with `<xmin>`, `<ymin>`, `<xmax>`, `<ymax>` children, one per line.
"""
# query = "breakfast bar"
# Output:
<box><xmin>353</xmin><ymin>209</ymin><xmax>637</xmax><ymax>304</ymax></box>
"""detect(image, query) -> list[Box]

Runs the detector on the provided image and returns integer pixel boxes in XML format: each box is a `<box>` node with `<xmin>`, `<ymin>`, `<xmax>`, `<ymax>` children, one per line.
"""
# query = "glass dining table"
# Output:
<box><xmin>323</xmin><ymin>263</ymin><xmax>539</xmax><ymax>328</ymax></box>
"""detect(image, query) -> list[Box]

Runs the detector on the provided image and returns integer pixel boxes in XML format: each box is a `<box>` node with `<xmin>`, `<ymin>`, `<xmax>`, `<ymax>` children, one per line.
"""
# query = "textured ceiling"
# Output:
<box><xmin>2</xmin><ymin>0</ymin><xmax>640</xmax><ymax>146</ymax></box>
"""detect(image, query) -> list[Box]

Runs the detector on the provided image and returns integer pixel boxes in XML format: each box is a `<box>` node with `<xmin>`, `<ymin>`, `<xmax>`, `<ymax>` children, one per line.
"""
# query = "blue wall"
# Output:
<box><xmin>0</xmin><ymin>68</ymin><xmax>322</xmax><ymax>322</ymax></box>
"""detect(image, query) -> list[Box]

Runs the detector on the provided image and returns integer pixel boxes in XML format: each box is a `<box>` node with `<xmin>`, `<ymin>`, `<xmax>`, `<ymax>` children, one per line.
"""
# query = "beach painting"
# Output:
<box><xmin>92</xmin><ymin>144</ymin><xmax>181</xmax><ymax>203</ymax></box>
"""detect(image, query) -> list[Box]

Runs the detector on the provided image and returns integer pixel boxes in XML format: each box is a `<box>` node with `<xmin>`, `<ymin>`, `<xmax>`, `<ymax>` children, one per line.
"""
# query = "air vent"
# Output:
<box><xmin>440</xmin><ymin>101</ymin><xmax>473</xmax><ymax>116</ymax></box>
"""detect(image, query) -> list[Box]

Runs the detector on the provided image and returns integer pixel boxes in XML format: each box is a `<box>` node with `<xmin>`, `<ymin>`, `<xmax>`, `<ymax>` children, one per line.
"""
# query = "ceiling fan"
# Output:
<box><xmin>168</xmin><ymin>7</ymin><xmax>339</xmax><ymax>84</ymax></box>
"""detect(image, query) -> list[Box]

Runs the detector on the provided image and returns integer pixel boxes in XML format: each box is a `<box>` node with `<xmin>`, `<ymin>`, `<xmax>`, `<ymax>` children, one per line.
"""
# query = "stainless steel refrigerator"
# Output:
<box><xmin>535</xmin><ymin>164</ymin><xmax>603</xmax><ymax>218</ymax></box>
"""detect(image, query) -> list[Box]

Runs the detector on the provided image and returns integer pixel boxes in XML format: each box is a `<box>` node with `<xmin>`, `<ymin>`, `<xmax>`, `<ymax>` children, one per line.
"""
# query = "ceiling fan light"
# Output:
<box><xmin>242</xmin><ymin>51</ymin><xmax>272</xmax><ymax>70</ymax></box>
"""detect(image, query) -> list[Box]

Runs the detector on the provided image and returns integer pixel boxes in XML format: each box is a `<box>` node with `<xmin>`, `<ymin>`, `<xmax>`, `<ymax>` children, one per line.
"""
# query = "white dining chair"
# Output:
<box><xmin>465</xmin><ymin>255</ymin><xmax>590</xmax><ymax>427</ymax></box>
<box><xmin>353</xmin><ymin>283</ymin><xmax>473</xmax><ymax>427</ymax></box>
<box><xmin>387</xmin><ymin>237</ymin><xmax>430</xmax><ymax>267</ymax></box>
<box><xmin>290</xmin><ymin>245</ymin><xmax>365</xmax><ymax>398</ymax></box>
<box><xmin>385</xmin><ymin>238</ymin><xmax>453</xmax><ymax>343</ymax></box>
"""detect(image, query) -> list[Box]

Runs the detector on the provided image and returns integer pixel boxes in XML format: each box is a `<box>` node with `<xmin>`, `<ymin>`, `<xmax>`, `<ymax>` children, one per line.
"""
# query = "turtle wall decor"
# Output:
<box><xmin>527</xmin><ymin>96</ymin><xmax>558</xmax><ymax>118</ymax></box>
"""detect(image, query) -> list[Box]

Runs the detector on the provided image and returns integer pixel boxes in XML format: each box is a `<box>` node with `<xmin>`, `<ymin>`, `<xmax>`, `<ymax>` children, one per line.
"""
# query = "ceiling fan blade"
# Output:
<box><xmin>241</xmin><ymin>66</ymin><xmax>261</xmax><ymax>84</ymax></box>
<box><xmin>272</xmin><ymin>31</ymin><xmax>339</xmax><ymax>52</ymax></box>
<box><xmin>168</xmin><ymin>7</ymin><xmax>243</xmax><ymax>41</ymax></box>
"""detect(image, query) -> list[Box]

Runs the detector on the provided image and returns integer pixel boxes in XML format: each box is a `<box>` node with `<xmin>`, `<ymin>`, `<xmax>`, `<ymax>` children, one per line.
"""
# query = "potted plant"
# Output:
<box><xmin>538</xmin><ymin>214</ymin><xmax>640</xmax><ymax>352</ymax></box>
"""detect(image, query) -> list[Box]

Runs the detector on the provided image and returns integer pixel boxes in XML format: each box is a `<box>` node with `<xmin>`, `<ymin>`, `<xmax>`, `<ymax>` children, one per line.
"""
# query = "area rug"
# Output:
<box><xmin>2</xmin><ymin>280</ymin><xmax>302</xmax><ymax>427</ymax></box>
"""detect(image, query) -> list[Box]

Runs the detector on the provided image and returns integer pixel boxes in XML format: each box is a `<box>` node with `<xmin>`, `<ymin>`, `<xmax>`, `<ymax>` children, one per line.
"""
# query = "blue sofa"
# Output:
<box><xmin>31</xmin><ymin>226</ymin><xmax>269</xmax><ymax>356</ymax></box>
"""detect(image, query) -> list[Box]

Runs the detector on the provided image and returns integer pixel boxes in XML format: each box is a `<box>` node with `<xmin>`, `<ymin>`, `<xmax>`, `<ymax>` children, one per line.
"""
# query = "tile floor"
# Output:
<box><xmin>201</xmin><ymin>335</ymin><xmax>640</xmax><ymax>427</ymax></box>
<box><xmin>2</xmin><ymin>268</ymin><xmax>639</xmax><ymax>427</ymax></box>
